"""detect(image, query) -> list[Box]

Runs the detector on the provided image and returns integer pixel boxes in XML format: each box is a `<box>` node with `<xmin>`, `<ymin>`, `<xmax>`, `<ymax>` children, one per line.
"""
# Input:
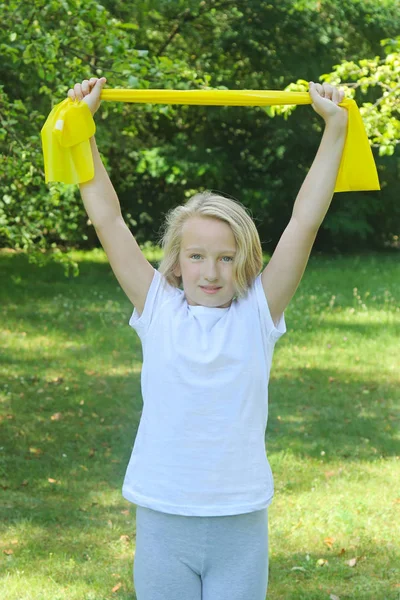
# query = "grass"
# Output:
<box><xmin>0</xmin><ymin>247</ymin><xmax>399</xmax><ymax>600</ymax></box>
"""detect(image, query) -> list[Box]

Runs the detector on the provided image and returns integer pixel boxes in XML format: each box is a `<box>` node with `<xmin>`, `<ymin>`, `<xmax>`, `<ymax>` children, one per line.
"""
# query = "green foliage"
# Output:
<box><xmin>323</xmin><ymin>38</ymin><xmax>400</xmax><ymax>157</ymax></box>
<box><xmin>270</xmin><ymin>36</ymin><xmax>400</xmax><ymax>250</ymax></box>
<box><xmin>0</xmin><ymin>0</ymin><xmax>399</xmax><ymax>273</ymax></box>
<box><xmin>0</xmin><ymin>0</ymin><xmax>210</xmax><ymax>274</ymax></box>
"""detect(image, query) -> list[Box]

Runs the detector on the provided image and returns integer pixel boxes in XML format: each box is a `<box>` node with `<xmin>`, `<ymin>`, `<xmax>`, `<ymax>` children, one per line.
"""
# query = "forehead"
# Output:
<box><xmin>181</xmin><ymin>217</ymin><xmax>236</xmax><ymax>250</ymax></box>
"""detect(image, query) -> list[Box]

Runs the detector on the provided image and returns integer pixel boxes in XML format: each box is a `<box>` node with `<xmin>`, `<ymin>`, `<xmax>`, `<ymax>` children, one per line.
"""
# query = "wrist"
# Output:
<box><xmin>324</xmin><ymin>110</ymin><xmax>348</xmax><ymax>131</ymax></box>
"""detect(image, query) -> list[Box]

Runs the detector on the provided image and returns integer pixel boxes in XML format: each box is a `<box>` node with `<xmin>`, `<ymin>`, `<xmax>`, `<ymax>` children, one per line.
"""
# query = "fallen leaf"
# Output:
<box><xmin>48</xmin><ymin>478</ymin><xmax>57</xmax><ymax>484</ymax></box>
<box><xmin>316</xmin><ymin>558</ymin><xmax>328</xmax><ymax>567</ymax></box>
<box><xmin>330</xmin><ymin>595</ymin><xmax>340</xmax><ymax>600</ymax></box>
<box><xmin>324</xmin><ymin>471</ymin><xmax>336</xmax><ymax>478</ymax></box>
<box><xmin>29</xmin><ymin>447</ymin><xmax>43</xmax><ymax>455</ymax></box>
<box><xmin>3</xmin><ymin>549</ymin><xmax>13</xmax><ymax>555</ymax></box>
<box><xmin>112</xmin><ymin>582</ymin><xmax>122</xmax><ymax>593</ymax></box>
<box><xmin>324</xmin><ymin>537</ymin><xmax>335</xmax><ymax>549</ymax></box>
<box><xmin>50</xmin><ymin>412</ymin><xmax>63</xmax><ymax>421</ymax></box>
<box><xmin>120</xmin><ymin>534</ymin><xmax>130</xmax><ymax>543</ymax></box>
<box><xmin>120</xmin><ymin>509</ymin><xmax>129</xmax><ymax>515</ymax></box>
<box><xmin>347</xmin><ymin>557</ymin><xmax>357</xmax><ymax>567</ymax></box>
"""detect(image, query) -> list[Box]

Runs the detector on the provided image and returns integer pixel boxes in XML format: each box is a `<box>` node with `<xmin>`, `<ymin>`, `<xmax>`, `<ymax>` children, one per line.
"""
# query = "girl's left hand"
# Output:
<box><xmin>309</xmin><ymin>81</ymin><xmax>348</xmax><ymax>125</ymax></box>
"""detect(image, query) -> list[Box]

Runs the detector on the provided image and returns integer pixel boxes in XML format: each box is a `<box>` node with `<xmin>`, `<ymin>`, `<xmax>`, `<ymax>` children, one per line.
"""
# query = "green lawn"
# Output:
<box><xmin>0</xmin><ymin>248</ymin><xmax>399</xmax><ymax>600</ymax></box>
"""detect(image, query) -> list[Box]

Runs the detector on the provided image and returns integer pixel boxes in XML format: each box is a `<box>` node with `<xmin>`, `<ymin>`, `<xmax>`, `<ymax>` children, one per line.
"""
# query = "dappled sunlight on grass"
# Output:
<box><xmin>1</xmin><ymin>251</ymin><xmax>399</xmax><ymax>599</ymax></box>
<box><xmin>68</xmin><ymin>247</ymin><xmax>110</xmax><ymax>263</ymax></box>
<box><xmin>319</xmin><ymin>309</ymin><xmax>399</xmax><ymax>323</ymax></box>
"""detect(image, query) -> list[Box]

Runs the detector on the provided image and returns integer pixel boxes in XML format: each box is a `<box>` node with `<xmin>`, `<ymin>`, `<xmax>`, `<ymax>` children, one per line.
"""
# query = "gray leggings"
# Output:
<box><xmin>133</xmin><ymin>505</ymin><xmax>269</xmax><ymax>600</ymax></box>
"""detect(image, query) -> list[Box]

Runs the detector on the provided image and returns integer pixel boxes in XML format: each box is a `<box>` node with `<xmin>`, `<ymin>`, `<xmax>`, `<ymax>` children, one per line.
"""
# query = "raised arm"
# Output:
<box><xmin>79</xmin><ymin>136</ymin><xmax>154</xmax><ymax>315</ymax></box>
<box><xmin>70</xmin><ymin>78</ymin><xmax>154</xmax><ymax>315</ymax></box>
<box><xmin>261</xmin><ymin>82</ymin><xmax>348</xmax><ymax>326</ymax></box>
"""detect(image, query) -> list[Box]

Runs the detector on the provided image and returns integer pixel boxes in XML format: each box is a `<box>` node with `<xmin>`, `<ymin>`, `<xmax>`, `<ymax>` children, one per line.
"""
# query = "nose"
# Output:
<box><xmin>204</xmin><ymin>259</ymin><xmax>218</xmax><ymax>281</ymax></box>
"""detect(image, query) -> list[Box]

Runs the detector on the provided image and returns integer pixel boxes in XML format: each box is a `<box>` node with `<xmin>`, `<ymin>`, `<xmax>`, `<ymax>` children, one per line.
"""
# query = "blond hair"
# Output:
<box><xmin>157</xmin><ymin>191</ymin><xmax>263</xmax><ymax>299</ymax></box>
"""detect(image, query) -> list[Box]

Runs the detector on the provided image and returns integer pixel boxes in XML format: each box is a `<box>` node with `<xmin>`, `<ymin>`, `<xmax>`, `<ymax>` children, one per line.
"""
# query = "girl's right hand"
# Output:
<box><xmin>67</xmin><ymin>77</ymin><xmax>107</xmax><ymax>116</ymax></box>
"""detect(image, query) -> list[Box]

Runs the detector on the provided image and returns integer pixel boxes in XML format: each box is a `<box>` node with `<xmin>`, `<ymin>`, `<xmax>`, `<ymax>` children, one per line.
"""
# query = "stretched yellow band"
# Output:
<box><xmin>40</xmin><ymin>89</ymin><xmax>380</xmax><ymax>192</ymax></box>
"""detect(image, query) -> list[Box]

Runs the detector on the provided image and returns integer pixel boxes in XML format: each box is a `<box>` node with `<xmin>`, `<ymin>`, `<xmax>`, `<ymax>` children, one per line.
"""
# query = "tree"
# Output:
<box><xmin>0</xmin><ymin>0</ymin><xmax>399</xmax><ymax>277</ymax></box>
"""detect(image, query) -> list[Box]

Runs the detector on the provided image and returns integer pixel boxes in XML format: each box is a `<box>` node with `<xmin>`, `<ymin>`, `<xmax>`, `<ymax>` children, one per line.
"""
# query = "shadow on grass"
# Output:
<box><xmin>1</xmin><ymin>250</ymin><xmax>399</xmax><ymax>599</ymax></box>
<box><xmin>267</xmin><ymin>550</ymin><xmax>400</xmax><ymax>600</ymax></box>
<box><xmin>268</xmin><ymin>367</ymin><xmax>399</xmax><ymax>459</ymax></box>
<box><xmin>1</xmin><ymin>250</ymin><xmax>399</xmax><ymax>492</ymax></box>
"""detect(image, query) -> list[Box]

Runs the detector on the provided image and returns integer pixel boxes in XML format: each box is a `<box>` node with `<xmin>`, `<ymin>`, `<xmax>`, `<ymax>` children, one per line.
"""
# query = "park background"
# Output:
<box><xmin>0</xmin><ymin>0</ymin><xmax>399</xmax><ymax>599</ymax></box>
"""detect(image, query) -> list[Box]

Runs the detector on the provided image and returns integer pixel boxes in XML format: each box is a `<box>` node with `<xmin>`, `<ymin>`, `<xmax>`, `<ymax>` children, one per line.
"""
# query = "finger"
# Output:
<box><xmin>74</xmin><ymin>83</ymin><xmax>83</xmax><ymax>100</ymax></box>
<box><xmin>334</xmin><ymin>87</ymin><xmax>345</xmax><ymax>104</ymax></box>
<box><xmin>81</xmin><ymin>79</ymin><xmax>90</xmax><ymax>92</ymax></box>
<box><xmin>322</xmin><ymin>83</ymin><xmax>334</xmax><ymax>100</ymax></box>
<box><xmin>314</xmin><ymin>83</ymin><xmax>324</xmax><ymax>97</ymax></box>
<box><xmin>67</xmin><ymin>89</ymin><xmax>75</xmax><ymax>100</ymax></box>
<box><xmin>81</xmin><ymin>79</ymin><xmax>90</xmax><ymax>95</ymax></box>
<box><xmin>89</xmin><ymin>77</ymin><xmax>98</xmax><ymax>87</ymax></box>
<box><xmin>332</xmin><ymin>87</ymin><xmax>340</xmax><ymax>104</ymax></box>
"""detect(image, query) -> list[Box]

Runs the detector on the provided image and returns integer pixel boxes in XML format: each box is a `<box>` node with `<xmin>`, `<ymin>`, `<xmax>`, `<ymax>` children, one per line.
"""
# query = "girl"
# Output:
<box><xmin>69</xmin><ymin>77</ymin><xmax>347</xmax><ymax>599</ymax></box>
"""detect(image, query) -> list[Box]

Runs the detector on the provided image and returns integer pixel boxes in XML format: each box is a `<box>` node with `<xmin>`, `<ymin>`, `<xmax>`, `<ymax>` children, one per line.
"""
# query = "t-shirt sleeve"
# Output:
<box><xmin>128</xmin><ymin>268</ymin><xmax>178</xmax><ymax>338</ymax></box>
<box><xmin>248</xmin><ymin>273</ymin><xmax>287</xmax><ymax>342</ymax></box>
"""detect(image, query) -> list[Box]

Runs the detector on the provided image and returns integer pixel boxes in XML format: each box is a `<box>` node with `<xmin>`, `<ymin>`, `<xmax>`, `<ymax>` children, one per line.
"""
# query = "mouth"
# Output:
<box><xmin>200</xmin><ymin>286</ymin><xmax>222</xmax><ymax>293</ymax></box>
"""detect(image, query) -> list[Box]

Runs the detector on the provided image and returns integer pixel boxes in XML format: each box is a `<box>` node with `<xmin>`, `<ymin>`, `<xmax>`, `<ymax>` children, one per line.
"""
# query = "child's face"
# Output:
<box><xmin>173</xmin><ymin>216</ymin><xmax>237</xmax><ymax>308</ymax></box>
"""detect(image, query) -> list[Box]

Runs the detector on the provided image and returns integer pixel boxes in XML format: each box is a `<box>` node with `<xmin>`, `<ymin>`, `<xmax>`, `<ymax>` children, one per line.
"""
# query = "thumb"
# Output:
<box><xmin>83</xmin><ymin>77</ymin><xmax>107</xmax><ymax>116</ymax></box>
<box><xmin>308</xmin><ymin>81</ymin><xmax>319</xmax><ymax>111</ymax></box>
<box><xmin>93</xmin><ymin>77</ymin><xmax>107</xmax><ymax>93</ymax></box>
<box><xmin>308</xmin><ymin>81</ymin><xmax>318</xmax><ymax>98</ymax></box>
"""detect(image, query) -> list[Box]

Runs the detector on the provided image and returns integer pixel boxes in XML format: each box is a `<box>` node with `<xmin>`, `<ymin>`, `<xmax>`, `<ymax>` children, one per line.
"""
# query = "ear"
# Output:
<box><xmin>173</xmin><ymin>262</ymin><xmax>181</xmax><ymax>277</ymax></box>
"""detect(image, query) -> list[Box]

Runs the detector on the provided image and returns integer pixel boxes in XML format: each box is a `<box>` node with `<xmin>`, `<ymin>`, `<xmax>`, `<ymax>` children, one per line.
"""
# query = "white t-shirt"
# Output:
<box><xmin>122</xmin><ymin>268</ymin><xmax>286</xmax><ymax>516</ymax></box>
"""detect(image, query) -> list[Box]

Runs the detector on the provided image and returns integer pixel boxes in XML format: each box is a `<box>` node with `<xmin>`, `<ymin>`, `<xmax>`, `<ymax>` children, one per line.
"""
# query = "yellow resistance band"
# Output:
<box><xmin>40</xmin><ymin>89</ymin><xmax>380</xmax><ymax>192</ymax></box>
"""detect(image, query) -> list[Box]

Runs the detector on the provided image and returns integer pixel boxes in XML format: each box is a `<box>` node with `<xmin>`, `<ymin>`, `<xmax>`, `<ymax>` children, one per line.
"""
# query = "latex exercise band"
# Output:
<box><xmin>40</xmin><ymin>89</ymin><xmax>380</xmax><ymax>192</ymax></box>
